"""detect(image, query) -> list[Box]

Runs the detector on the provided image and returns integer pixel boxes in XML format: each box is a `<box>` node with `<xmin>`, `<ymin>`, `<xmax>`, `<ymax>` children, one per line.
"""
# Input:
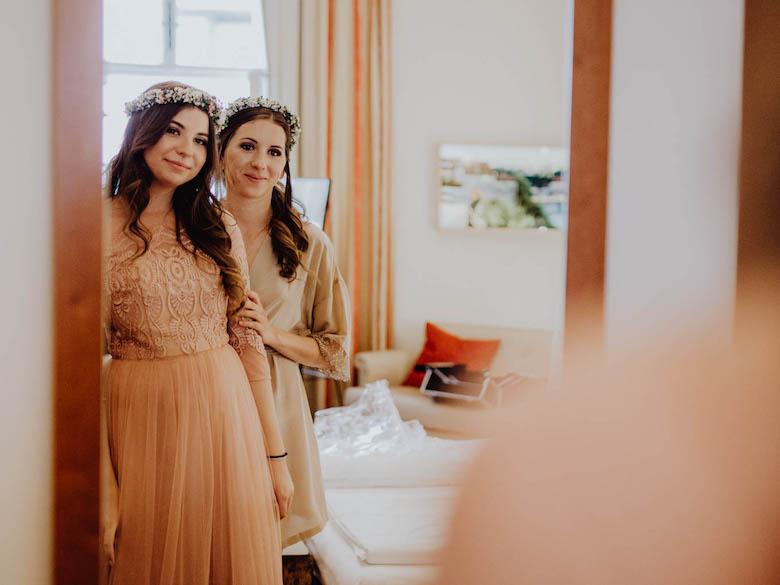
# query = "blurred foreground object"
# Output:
<box><xmin>439</xmin><ymin>0</ymin><xmax>780</xmax><ymax>579</ymax></box>
<box><xmin>439</xmin><ymin>276</ymin><xmax>780</xmax><ymax>585</ymax></box>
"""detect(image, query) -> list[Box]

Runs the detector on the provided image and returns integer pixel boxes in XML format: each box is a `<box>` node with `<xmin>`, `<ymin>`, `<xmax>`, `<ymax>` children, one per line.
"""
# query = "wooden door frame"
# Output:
<box><xmin>51</xmin><ymin>0</ymin><xmax>616</xmax><ymax>580</ymax></box>
<box><xmin>735</xmin><ymin>0</ymin><xmax>780</xmax><ymax>320</ymax></box>
<box><xmin>52</xmin><ymin>0</ymin><xmax>103</xmax><ymax>581</ymax></box>
<box><xmin>562</xmin><ymin>0</ymin><xmax>612</xmax><ymax>356</ymax></box>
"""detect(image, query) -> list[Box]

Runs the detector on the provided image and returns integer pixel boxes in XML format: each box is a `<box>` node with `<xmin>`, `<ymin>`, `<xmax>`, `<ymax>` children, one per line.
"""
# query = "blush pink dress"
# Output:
<box><xmin>103</xmin><ymin>216</ymin><xmax>282</xmax><ymax>585</ymax></box>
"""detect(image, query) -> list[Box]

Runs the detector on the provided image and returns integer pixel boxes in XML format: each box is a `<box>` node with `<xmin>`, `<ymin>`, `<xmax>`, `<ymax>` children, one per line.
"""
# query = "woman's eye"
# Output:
<box><xmin>166</xmin><ymin>127</ymin><xmax>179</xmax><ymax>135</ymax></box>
<box><xmin>240</xmin><ymin>143</ymin><xmax>254</xmax><ymax>151</ymax></box>
<box><xmin>269</xmin><ymin>149</ymin><xmax>282</xmax><ymax>156</ymax></box>
<box><xmin>195</xmin><ymin>138</ymin><xmax>208</xmax><ymax>147</ymax></box>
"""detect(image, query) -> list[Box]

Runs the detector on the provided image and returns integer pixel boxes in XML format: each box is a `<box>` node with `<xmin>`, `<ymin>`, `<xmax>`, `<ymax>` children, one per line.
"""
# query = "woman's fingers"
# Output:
<box><xmin>239</xmin><ymin>298</ymin><xmax>268</xmax><ymax>322</ymax></box>
<box><xmin>236</xmin><ymin>307</ymin><xmax>258</xmax><ymax>320</ymax></box>
<box><xmin>248</xmin><ymin>290</ymin><xmax>265</xmax><ymax>310</ymax></box>
<box><xmin>237</xmin><ymin>303</ymin><xmax>268</xmax><ymax>323</ymax></box>
<box><xmin>240</xmin><ymin>319</ymin><xmax>263</xmax><ymax>334</ymax></box>
<box><xmin>272</xmin><ymin>464</ymin><xmax>295</xmax><ymax>519</ymax></box>
<box><xmin>242</xmin><ymin>298</ymin><xmax>261</xmax><ymax>313</ymax></box>
<box><xmin>278</xmin><ymin>493</ymin><xmax>293</xmax><ymax>519</ymax></box>
<box><xmin>102</xmin><ymin>529</ymin><xmax>116</xmax><ymax>567</ymax></box>
<box><xmin>238</xmin><ymin>309</ymin><xmax>266</xmax><ymax>325</ymax></box>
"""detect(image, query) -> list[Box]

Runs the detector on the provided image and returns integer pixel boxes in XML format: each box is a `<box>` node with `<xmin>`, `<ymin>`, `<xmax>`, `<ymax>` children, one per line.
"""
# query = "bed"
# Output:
<box><xmin>305</xmin><ymin>381</ymin><xmax>483</xmax><ymax>585</ymax></box>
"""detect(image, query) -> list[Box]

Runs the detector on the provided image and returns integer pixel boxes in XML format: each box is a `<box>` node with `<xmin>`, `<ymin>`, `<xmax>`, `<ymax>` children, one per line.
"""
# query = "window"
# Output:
<box><xmin>102</xmin><ymin>0</ymin><xmax>269</xmax><ymax>164</ymax></box>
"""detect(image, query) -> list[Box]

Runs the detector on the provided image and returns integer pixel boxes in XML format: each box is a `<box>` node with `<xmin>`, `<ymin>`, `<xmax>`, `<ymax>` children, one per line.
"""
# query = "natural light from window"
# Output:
<box><xmin>102</xmin><ymin>0</ymin><xmax>268</xmax><ymax>165</ymax></box>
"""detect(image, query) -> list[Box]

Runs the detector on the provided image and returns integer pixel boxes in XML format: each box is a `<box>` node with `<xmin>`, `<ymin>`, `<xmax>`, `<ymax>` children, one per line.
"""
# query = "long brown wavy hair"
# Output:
<box><xmin>218</xmin><ymin>106</ymin><xmax>309</xmax><ymax>281</ymax></box>
<box><xmin>107</xmin><ymin>81</ymin><xmax>247</xmax><ymax>313</ymax></box>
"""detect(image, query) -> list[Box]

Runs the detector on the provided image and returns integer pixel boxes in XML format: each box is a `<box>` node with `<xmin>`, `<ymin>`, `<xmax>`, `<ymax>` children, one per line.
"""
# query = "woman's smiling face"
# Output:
<box><xmin>143</xmin><ymin>106</ymin><xmax>210</xmax><ymax>190</ymax></box>
<box><xmin>222</xmin><ymin>117</ymin><xmax>288</xmax><ymax>200</ymax></box>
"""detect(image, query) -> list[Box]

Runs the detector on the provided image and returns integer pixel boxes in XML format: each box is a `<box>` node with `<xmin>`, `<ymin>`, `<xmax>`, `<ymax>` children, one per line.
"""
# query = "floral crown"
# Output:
<box><xmin>218</xmin><ymin>97</ymin><xmax>302</xmax><ymax>148</ymax></box>
<box><xmin>124</xmin><ymin>86</ymin><xmax>222</xmax><ymax>124</ymax></box>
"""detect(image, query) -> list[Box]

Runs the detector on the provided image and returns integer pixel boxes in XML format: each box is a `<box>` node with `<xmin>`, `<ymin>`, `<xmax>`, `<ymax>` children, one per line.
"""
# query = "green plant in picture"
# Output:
<box><xmin>525</xmin><ymin>171</ymin><xmax>561</xmax><ymax>188</ymax></box>
<box><xmin>508</xmin><ymin>206</ymin><xmax>540</xmax><ymax>229</ymax></box>
<box><xmin>494</xmin><ymin>168</ymin><xmax>555</xmax><ymax>228</ymax></box>
<box><xmin>481</xmin><ymin>199</ymin><xmax>510</xmax><ymax>227</ymax></box>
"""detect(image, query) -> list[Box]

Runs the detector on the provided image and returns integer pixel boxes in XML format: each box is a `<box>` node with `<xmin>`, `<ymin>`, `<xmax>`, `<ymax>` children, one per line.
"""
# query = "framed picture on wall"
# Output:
<box><xmin>438</xmin><ymin>144</ymin><xmax>569</xmax><ymax>230</ymax></box>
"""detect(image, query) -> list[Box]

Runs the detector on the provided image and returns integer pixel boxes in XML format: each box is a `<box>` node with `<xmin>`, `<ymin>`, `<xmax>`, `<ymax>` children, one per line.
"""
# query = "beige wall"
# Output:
<box><xmin>0</xmin><ymin>0</ymin><xmax>53</xmax><ymax>582</ymax></box>
<box><xmin>605</xmin><ymin>0</ymin><xmax>743</xmax><ymax>354</ymax></box>
<box><xmin>391</xmin><ymin>0</ymin><xmax>568</xmax><ymax>353</ymax></box>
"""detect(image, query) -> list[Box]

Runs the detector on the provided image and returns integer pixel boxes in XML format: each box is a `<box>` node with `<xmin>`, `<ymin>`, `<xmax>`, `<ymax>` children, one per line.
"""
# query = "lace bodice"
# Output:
<box><xmin>104</xmin><ymin>223</ymin><xmax>266</xmax><ymax>369</ymax></box>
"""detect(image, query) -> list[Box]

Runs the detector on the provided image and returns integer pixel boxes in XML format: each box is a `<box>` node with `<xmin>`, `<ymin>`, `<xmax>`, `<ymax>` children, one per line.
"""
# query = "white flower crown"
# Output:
<box><xmin>218</xmin><ymin>97</ymin><xmax>302</xmax><ymax>148</ymax></box>
<box><xmin>124</xmin><ymin>86</ymin><xmax>222</xmax><ymax>124</ymax></box>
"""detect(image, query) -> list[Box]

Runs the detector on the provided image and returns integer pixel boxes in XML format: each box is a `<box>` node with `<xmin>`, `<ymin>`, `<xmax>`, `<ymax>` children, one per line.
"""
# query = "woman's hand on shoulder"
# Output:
<box><xmin>237</xmin><ymin>290</ymin><xmax>278</xmax><ymax>346</ymax></box>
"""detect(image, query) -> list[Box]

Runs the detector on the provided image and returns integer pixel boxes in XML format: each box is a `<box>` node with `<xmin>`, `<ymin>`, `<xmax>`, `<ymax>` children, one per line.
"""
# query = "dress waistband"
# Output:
<box><xmin>109</xmin><ymin>343</ymin><xmax>232</xmax><ymax>361</ymax></box>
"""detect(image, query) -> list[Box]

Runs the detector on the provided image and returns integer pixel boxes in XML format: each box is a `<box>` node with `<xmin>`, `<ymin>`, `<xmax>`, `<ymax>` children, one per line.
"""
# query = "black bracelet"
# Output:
<box><xmin>268</xmin><ymin>452</ymin><xmax>288</xmax><ymax>459</ymax></box>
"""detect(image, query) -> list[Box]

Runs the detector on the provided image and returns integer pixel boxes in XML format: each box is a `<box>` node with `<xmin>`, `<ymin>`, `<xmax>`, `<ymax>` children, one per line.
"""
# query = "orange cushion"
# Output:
<box><xmin>403</xmin><ymin>323</ymin><xmax>501</xmax><ymax>387</ymax></box>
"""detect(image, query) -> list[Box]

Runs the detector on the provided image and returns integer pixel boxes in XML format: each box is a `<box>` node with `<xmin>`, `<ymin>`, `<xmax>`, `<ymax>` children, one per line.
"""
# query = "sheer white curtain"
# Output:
<box><xmin>263</xmin><ymin>0</ymin><xmax>302</xmax><ymax>176</ymax></box>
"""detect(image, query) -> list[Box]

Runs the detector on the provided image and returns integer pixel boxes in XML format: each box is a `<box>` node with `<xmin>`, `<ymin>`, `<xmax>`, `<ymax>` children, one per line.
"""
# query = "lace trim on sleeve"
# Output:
<box><xmin>310</xmin><ymin>334</ymin><xmax>351</xmax><ymax>381</ymax></box>
<box><xmin>228</xmin><ymin>321</ymin><xmax>266</xmax><ymax>356</ymax></box>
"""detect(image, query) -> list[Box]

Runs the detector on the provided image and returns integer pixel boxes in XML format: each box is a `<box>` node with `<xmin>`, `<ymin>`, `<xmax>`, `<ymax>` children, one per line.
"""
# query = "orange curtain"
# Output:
<box><xmin>299</xmin><ymin>0</ymin><xmax>393</xmax><ymax>357</ymax></box>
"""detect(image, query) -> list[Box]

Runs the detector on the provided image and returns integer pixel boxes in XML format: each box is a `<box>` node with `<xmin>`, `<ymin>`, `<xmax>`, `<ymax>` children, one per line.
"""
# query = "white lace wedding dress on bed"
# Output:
<box><xmin>307</xmin><ymin>381</ymin><xmax>483</xmax><ymax>585</ymax></box>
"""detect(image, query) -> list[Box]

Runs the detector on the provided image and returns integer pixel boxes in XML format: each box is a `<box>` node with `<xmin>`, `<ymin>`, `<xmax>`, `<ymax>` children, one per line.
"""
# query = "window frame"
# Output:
<box><xmin>102</xmin><ymin>0</ymin><xmax>271</xmax><ymax>104</ymax></box>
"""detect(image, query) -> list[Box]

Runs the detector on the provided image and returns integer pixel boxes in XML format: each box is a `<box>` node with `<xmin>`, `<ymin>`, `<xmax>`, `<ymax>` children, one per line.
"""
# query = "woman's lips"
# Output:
<box><xmin>165</xmin><ymin>159</ymin><xmax>190</xmax><ymax>172</ymax></box>
<box><xmin>244</xmin><ymin>174</ymin><xmax>268</xmax><ymax>183</ymax></box>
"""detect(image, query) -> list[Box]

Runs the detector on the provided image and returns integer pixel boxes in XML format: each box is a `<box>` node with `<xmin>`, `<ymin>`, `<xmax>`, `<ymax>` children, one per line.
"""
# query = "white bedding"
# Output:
<box><xmin>315</xmin><ymin>380</ymin><xmax>485</xmax><ymax>483</ymax></box>
<box><xmin>307</xmin><ymin>523</ymin><xmax>439</xmax><ymax>585</ymax></box>
<box><xmin>307</xmin><ymin>382</ymin><xmax>478</xmax><ymax>585</ymax></box>
<box><xmin>326</xmin><ymin>487</ymin><xmax>457</xmax><ymax>565</ymax></box>
<box><xmin>320</xmin><ymin>441</ymin><xmax>482</xmax><ymax>489</ymax></box>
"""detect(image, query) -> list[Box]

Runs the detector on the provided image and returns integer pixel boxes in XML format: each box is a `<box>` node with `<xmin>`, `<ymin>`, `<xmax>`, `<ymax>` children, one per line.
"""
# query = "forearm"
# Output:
<box><xmin>267</xmin><ymin>327</ymin><xmax>329</xmax><ymax>370</ymax></box>
<box><xmin>249</xmin><ymin>378</ymin><xmax>287</xmax><ymax>456</ymax></box>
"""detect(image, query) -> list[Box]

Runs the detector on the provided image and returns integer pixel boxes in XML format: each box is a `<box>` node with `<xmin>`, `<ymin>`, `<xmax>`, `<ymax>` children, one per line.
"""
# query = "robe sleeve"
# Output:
<box><xmin>307</xmin><ymin>232</ymin><xmax>351</xmax><ymax>381</ymax></box>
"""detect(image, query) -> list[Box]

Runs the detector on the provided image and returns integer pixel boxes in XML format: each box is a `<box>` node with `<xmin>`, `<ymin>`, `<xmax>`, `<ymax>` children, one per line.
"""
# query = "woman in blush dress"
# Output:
<box><xmin>102</xmin><ymin>82</ymin><xmax>290</xmax><ymax>585</ymax></box>
<box><xmin>218</xmin><ymin>97</ymin><xmax>351</xmax><ymax>547</ymax></box>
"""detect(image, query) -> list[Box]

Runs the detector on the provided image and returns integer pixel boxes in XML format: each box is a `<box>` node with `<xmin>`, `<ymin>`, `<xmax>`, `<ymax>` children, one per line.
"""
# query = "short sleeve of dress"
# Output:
<box><xmin>224</xmin><ymin>214</ymin><xmax>272</xmax><ymax>382</ymax></box>
<box><xmin>308</xmin><ymin>232</ymin><xmax>352</xmax><ymax>381</ymax></box>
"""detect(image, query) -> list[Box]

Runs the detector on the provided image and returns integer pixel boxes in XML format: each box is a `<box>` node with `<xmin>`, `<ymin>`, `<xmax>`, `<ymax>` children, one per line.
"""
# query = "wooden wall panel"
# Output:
<box><xmin>53</xmin><ymin>0</ymin><xmax>102</xmax><ymax>581</ymax></box>
<box><xmin>563</xmin><ymin>0</ymin><xmax>612</xmax><ymax>357</ymax></box>
<box><xmin>736</xmin><ymin>0</ymin><xmax>780</xmax><ymax>298</ymax></box>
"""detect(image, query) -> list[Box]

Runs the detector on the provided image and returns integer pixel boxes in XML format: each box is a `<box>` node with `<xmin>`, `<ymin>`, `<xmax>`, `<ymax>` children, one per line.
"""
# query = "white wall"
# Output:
<box><xmin>606</xmin><ymin>0</ymin><xmax>743</xmax><ymax>354</ymax></box>
<box><xmin>392</xmin><ymin>0</ymin><xmax>568</xmax><ymax>353</ymax></box>
<box><xmin>0</xmin><ymin>0</ymin><xmax>53</xmax><ymax>582</ymax></box>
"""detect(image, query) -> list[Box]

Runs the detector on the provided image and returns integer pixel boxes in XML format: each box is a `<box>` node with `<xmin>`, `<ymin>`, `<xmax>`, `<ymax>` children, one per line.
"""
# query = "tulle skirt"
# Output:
<box><xmin>106</xmin><ymin>345</ymin><xmax>282</xmax><ymax>585</ymax></box>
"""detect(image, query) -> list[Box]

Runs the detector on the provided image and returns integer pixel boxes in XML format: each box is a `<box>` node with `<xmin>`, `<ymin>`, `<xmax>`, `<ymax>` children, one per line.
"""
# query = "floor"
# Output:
<box><xmin>283</xmin><ymin>553</ymin><xmax>322</xmax><ymax>585</ymax></box>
